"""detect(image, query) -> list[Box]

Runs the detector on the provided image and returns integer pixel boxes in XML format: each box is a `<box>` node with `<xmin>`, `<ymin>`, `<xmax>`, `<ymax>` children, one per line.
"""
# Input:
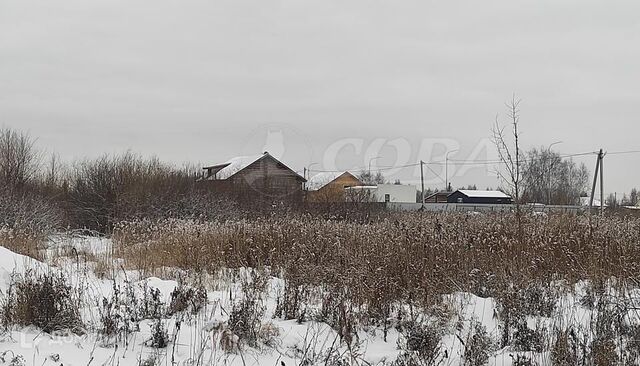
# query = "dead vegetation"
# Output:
<box><xmin>0</xmin><ymin>270</ymin><xmax>83</xmax><ymax>334</ymax></box>
<box><xmin>113</xmin><ymin>212</ymin><xmax>640</xmax><ymax>304</ymax></box>
<box><xmin>108</xmin><ymin>211</ymin><xmax>640</xmax><ymax>361</ymax></box>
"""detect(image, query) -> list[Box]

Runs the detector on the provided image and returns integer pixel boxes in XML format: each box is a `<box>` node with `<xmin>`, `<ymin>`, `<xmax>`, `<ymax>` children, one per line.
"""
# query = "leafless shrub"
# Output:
<box><xmin>147</xmin><ymin>319</ymin><xmax>169</xmax><ymax>348</ymax></box>
<box><xmin>0</xmin><ymin>128</ymin><xmax>40</xmax><ymax>192</ymax></box>
<box><xmin>0</xmin><ymin>270</ymin><xmax>83</xmax><ymax>334</ymax></box>
<box><xmin>624</xmin><ymin>325</ymin><xmax>640</xmax><ymax>364</ymax></box>
<box><xmin>589</xmin><ymin>297</ymin><xmax>622</xmax><ymax>365</ymax></box>
<box><xmin>324</xmin><ymin>292</ymin><xmax>357</xmax><ymax>348</ymax></box>
<box><xmin>98</xmin><ymin>283</ymin><xmax>139</xmax><ymax>343</ymax></box>
<box><xmin>167</xmin><ymin>282</ymin><xmax>207</xmax><ymax>317</ymax></box>
<box><xmin>219</xmin><ymin>328</ymin><xmax>240</xmax><ymax>353</ymax></box>
<box><xmin>275</xmin><ymin>278</ymin><xmax>310</xmax><ymax>322</ymax></box>
<box><xmin>98</xmin><ymin>280</ymin><xmax>165</xmax><ymax>345</ymax></box>
<box><xmin>461</xmin><ymin>320</ymin><xmax>495</xmax><ymax>366</ymax></box>
<box><xmin>228</xmin><ymin>272</ymin><xmax>268</xmax><ymax>348</ymax></box>
<box><xmin>513</xmin><ymin>324</ymin><xmax>545</xmax><ymax>353</ymax></box>
<box><xmin>394</xmin><ymin>320</ymin><xmax>443</xmax><ymax>366</ymax></box>
<box><xmin>495</xmin><ymin>283</ymin><xmax>557</xmax><ymax>348</ymax></box>
<box><xmin>67</xmin><ymin>152</ymin><xmax>201</xmax><ymax>232</ymax></box>
<box><xmin>0</xmin><ymin>192</ymin><xmax>62</xmax><ymax>260</ymax></box>
<box><xmin>551</xmin><ymin>329</ymin><xmax>578</xmax><ymax>366</ymax></box>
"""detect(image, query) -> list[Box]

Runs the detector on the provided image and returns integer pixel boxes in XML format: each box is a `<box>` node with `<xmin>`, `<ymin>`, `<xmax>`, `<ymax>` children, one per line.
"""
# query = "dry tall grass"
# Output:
<box><xmin>113</xmin><ymin>212</ymin><xmax>640</xmax><ymax>309</ymax></box>
<box><xmin>109</xmin><ymin>211</ymin><xmax>640</xmax><ymax>362</ymax></box>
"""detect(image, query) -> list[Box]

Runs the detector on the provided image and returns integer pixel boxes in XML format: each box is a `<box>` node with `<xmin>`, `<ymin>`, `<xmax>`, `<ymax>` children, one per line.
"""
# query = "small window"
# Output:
<box><xmin>384</xmin><ymin>194</ymin><xmax>390</xmax><ymax>202</ymax></box>
<box><xmin>457</xmin><ymin>197</ymin><xmax>463</xmax><ymax>203</ymax></box>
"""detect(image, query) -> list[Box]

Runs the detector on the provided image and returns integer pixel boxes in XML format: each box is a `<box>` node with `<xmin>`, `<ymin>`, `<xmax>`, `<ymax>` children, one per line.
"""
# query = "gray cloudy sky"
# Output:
<box><xmin>1</xmin><ymin>0</ymin><xmax>638</xmax><ymax>194</ymax></box>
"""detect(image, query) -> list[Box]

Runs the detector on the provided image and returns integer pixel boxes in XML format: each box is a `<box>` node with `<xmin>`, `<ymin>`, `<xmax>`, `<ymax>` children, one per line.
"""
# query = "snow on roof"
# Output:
<box><xmin>306</xmin><ymin>172</ymin><xmax>344</xmax><ymax>191</ymax></box>
<box><xmin>214</xmin><ymin>154</ymin><xmax>264</xmax><ymax>180</ymax></box>
<box><xmin>457</xmin><ymin>190</ymin><xmax>511</xmax><ymax>198</ymax></box>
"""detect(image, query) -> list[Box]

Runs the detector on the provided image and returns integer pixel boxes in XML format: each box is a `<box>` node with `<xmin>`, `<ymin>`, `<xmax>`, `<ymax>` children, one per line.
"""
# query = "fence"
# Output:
<box><xmin>387</xmin><ymin>202</ymin><xmax>586</xmax><ymax>214</ymax></box>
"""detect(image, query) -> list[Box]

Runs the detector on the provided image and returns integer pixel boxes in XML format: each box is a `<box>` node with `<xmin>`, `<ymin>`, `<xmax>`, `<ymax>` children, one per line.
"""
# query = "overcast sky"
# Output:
<box><xmin>1</xmin><ymin>0</ymin><xmax>638</xmax><ymax>194</ymax></box>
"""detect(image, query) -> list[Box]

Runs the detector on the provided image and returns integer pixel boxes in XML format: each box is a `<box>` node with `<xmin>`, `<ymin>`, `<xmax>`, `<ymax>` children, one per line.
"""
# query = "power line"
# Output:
<box><xmin>308</xmin><ymin>162</ymin><xmax>420</xmax><ymax>173</ymax></box>
<box><xmin>424</xmin><ymin>164</ymin><xmax>446</xmax><ymax>184</ymax></box>
<box><xmin>444</xmin><ymin>151</ymin><xmax>599</xmax><ymax>165</ymax></box>
<box><xmin>306</xmin><ymin>149</ymin><xmax>637</xmax><ymax>174</ymax></box>
<box><xmin>607</xmin><ymin>150</ymin><xmax>640</xmax><ymax>156</ymax></box>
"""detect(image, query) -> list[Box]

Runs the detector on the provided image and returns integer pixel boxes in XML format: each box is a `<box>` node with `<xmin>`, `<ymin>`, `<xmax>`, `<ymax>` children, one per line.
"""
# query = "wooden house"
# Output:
<box><xmin>306</xmin><ymin>171</ymin><xmax>363</xmax><ymax>202</ymax></box>
<box><xmin>201</xmin><ymin>152</ymin><xmax>306</xmax><ymax>202</ymax></box>
<box><xmin>424</xmin><ymin>191</ymin><xmax>452</xmax><ymax>203</ymax></box>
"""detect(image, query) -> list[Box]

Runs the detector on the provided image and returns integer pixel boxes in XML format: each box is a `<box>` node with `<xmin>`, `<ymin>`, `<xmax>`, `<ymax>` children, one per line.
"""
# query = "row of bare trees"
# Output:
<box><xmin>0</xmin><ymin>128</ymin><xmax>240</xmax><ymax>232</ymax></box>
<box><xmin>520</xmin><ymin>148</ymin><xmax>589</xmax><ymax>205</ymax></box>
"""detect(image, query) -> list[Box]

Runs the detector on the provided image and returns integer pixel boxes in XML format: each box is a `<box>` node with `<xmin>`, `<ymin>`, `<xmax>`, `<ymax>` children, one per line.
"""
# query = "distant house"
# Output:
<box><xmin>201</xmin><ymin>152</ymin><xmax>306</xmax><ymax>202</ymax></box>
<box><xmin>447</xmin><ymin>190</ymin><xmax>513</xmax><ymax>204</ymax></box>
<box><xmin>347</xmin><ymin>184</ymin><xmax>417</xmax><ymax>203</ymax></box>
<box><xmin>579</xmin><ymin>196</ymin><xmax>605</xmax><ymax>207</ymax></box>
<box><xmin>306</xmin><ymin>171</ymin><xmax>363</xmax><ymax>202</ymax></box>
<box><xmin>424</xmin><ymin>191</ymin><xmax>452</xmax><ymax>203</ymax></box>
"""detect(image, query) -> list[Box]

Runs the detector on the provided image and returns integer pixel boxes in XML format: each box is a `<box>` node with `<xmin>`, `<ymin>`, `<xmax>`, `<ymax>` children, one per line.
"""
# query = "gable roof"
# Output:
<box><xmin>307</xmin><ymin>171</ymin><xmax>360</xmax><ymax>191</ymax></box>
<box><xmin>204</xmin><ymin>155</ymin><xmax>264</xmax><ymax>180</ymax></box>
<box><xmin>425</xmin><ymin>191</ymin><xmax>453</xmax><ymax>199</ymax></box>
<box><xmin>204</xmin><ymin>152</ymin><xmax>306</xmax><ymax>182</ymax></box>
<box><xmin>456</xmin><ymin>190</ymin><xmax>511</xmax><ymax>198</ymax></box>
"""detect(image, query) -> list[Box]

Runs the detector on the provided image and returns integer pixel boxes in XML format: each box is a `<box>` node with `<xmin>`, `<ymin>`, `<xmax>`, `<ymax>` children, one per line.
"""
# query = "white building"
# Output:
<box><xmin>346</xmin><ymin>184</ymin><xmax>417</xmax><ymax>203</ymax></box>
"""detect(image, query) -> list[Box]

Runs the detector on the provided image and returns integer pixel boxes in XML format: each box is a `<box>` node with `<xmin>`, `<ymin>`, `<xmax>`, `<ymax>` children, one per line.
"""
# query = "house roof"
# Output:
<box><xmin>306</xmin><ymin>171</ymin><xmax>359</xmax><ymax>191</ymax></box>
<box><xmin>425</xmin><ymin>191</ymin><xmax>453</xmax><ymax>199</ymax></box>
<box><xmin>205</xmin><ymin>155</ymin><xmax>264</xmax><ymax>180</ymax></box>
<box><xmin>203</xmin><ymin>152</ymin><xmax>306</xmax><ymax>181</ymax></box>
<box><xmin>345</xmin><ymin>185</ymin><xmax>377</xmax><ymax>190</ymax></box>
<box><xmin>456</xmin><ymin>190</ymin><xmax>512</xmax><ymax>198</ymax></box>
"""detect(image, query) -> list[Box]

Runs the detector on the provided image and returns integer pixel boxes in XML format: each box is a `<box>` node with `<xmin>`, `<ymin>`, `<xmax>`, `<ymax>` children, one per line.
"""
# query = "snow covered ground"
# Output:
<box><xmin>0</xmin><ymin>236</ymin><xmax>637</xmax><ymax>366</ymax></box>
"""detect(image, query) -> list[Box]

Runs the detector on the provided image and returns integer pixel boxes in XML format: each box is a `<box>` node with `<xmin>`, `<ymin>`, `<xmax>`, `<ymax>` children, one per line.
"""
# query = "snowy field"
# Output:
<box><xmin>1</xmin><ymin>226</ymin><xmax>639</xmax><ymax>366</ymax></box>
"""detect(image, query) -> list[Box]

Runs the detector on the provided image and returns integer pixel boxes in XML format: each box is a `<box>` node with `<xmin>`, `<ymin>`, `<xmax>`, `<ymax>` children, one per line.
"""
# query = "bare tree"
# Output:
<box><xmin>492</xmin><ymin>95</ymin><xmax>523</xmax><ymax>238</ymax></box>
<box><xmin>45</xmin><ymin>152</ymin><xmax>60</xmax><ymax>188</ymax></box>
<box><xmin>0</xmin><ymin>128</ymin><xmax>41</xmax><ymax>192</ymax></box>
<box><xmin>492</xmin><ymin>96</ymin><xmax>523</xmax><ymax>208</ymax></box>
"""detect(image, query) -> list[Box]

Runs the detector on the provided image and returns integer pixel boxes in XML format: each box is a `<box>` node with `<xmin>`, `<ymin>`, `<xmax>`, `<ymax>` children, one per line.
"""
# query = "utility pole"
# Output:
<box><xmin>445</xmin><ymin>149</ymin><xmax>459</xmax><ymax>192</ymax></box>
<box><xmin>303</xmin><ymin>167</ymin><xmax>307</xmax><ymax>190</ymax></box>
<box><xmin>600</xmin><ymin>150</ymin><xmax>604</xmax><ymax>215</ymax></box>
<box><xmin>420</xmin><ymin>160</ymin><xmax>425</xmax><ymax>209</ymax></box>
<box><xmin>589</xmin><ymin>149</ymin><xmax>605</xmax><ymax>215</ymax></box>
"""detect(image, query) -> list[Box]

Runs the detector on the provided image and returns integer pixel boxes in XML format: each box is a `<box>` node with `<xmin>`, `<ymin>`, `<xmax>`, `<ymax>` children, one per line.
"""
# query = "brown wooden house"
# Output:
<box><xmin>306</xmin><ymin>171</ymin><xmax>364</xmax><ymax>202</ymax></box>
<box><xmin>201</xmin><ymin>152</ymin><xmax>306</xmax><ymax>202</ymax></box>
<box><xmin>424</xmin><ymin>191</ymin><xmax>452</xmax><ymax>203</ymax></box>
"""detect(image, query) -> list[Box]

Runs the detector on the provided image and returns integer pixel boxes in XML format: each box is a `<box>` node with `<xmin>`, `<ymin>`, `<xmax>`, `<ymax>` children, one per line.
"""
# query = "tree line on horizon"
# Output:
<box><xmin>0</xmin><ymin>127</ymin><xmax>637</xmax><ymax>233</ymax></box>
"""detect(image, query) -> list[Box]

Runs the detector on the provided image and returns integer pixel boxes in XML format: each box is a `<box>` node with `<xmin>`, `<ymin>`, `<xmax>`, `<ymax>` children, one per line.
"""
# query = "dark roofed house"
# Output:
<box><xmin>201</xmin><ymin>152</ymin><xmax>306</xmax><ymax>202</ymax></box>
<box><xmin>447</xmin><ymin>190</ymin><xmax>513</xmax><ymax>204</ymax></box>
<box><xmin>424</xmin><ymin>191</ymin><xmax>452</xmax><ymax>203</ymax></box>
